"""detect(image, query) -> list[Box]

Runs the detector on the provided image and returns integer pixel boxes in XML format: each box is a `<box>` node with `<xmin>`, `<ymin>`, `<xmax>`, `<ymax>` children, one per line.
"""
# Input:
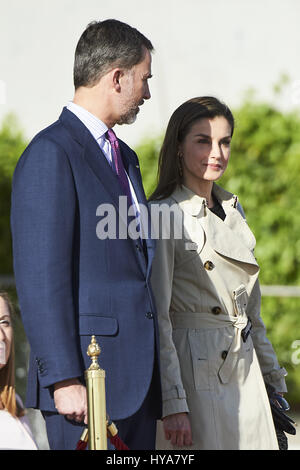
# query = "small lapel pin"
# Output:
<box><xmin>185</xmin><ymin>242</ymin><xmax>198</xmax><ymax>251</ymax></box>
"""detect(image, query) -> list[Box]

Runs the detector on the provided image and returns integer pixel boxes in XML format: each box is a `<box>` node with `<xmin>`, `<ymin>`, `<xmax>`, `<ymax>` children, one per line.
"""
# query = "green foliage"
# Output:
<box><xmin>0</xmin><ymin>114</ymin><xmax>27</xmax><ymax>274</ymax></box>
<box><xmin>220</xmin><ymin>101</ymin><xmax>300</xmax><ymax>286</ymax></box>
<box><xmin>136</xmin><ymin>96</ymin><xmax>300</xmax><ymax>405</ymax></box>
<box><xmin>218</xmin><ymin>98</ymin><xmax>300</xmax><ymax>405</ymax></box>
<box><xmin>135</xmin><ymin>136</ymin><xmax>163</xmax><ymax>197</ymax></box>
<box><xmin>0</xmin><ymin>115</ymin><xmax>28</xmax><ymax>401</ymax></box>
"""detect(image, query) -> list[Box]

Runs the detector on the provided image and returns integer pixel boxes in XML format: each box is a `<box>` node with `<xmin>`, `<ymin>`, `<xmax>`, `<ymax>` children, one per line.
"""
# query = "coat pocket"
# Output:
<box><xmin>188</xmin><ymin>329</ymin><xmax>210</xmax><ymax>391</ymax></box>
<box><xmin>79</xmin><ymin>314</ymin><xmax>119</xmax><ymax>336</ymax></box>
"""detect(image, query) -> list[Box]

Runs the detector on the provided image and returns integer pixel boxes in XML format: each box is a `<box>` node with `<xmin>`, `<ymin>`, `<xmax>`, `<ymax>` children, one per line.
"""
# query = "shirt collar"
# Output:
<box><xmin>67</xmin><ymin>101</ymin><xmax>108</xmax><ymax>141</ymax></box>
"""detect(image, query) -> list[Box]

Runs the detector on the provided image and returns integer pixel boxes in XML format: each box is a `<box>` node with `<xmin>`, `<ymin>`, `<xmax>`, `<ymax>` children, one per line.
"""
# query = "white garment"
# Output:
<box><xmin>0</xmin><ymin>396</ymin><xmax>38</xmax><ymax>450</ymax></box>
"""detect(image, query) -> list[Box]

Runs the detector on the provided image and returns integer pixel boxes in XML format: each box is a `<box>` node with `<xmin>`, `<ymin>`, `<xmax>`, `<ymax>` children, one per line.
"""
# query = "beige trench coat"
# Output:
<box><xmin>150</xmin><ymin>184</ymin><xmax>287</xmax><ymax>450</ymax></box>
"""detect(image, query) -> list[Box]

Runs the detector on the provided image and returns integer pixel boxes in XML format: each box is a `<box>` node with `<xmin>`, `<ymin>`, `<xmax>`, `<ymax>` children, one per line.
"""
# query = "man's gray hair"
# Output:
<box><xmin>74</xmin><ymin>19</ymin><xmax>154</xmax><ymax>89</ymax></box>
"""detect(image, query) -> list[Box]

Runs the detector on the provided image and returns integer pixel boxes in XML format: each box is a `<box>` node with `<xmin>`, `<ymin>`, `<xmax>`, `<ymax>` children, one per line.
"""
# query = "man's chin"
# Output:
<box><xmin>117</xmin><ymin>109</ymin><xmax>139</xmax><ymax>126</ymax></box>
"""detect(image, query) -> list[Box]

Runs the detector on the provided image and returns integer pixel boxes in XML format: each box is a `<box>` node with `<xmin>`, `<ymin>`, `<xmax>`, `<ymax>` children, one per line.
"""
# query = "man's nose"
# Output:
<box><xmin>144</xmin><ymin>84</ymin><xmax>151</xmax><ymax>100</ymax></box>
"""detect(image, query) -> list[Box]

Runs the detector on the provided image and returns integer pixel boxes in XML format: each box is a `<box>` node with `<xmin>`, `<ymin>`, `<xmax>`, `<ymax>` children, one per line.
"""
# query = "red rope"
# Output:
<box><xmin>76</xmin><ymin>439</ymin><xmax>88</xmax><ymax>450</ymax></box>
<box><xmin>109</xmin><ymin>434</ymin><xmax>129</xmax><ymax>450</ymax></box>
<box><xmin>76</xmin><ymin>432</ymin><xmax>129</xmax><ymax>450</ymax></box>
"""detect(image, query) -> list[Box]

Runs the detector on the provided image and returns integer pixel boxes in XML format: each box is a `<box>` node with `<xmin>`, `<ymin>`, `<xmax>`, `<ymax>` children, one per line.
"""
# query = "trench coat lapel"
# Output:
<box><xmin>203</xmin><ymin>211</ymin><xmax>258</xmax><ymax>267</ymax></box>
<box><xmin>172</xmin><ymin>185</ymin><xmax>259</xmax><ymax>268</ymax></box>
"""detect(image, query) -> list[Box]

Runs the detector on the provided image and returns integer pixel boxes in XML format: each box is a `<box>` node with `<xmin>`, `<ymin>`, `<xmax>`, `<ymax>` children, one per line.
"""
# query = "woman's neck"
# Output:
<box><xmin>183</xmin><ymin>179</ymin><xmax>214</xmax><ymax>207</ymax></box>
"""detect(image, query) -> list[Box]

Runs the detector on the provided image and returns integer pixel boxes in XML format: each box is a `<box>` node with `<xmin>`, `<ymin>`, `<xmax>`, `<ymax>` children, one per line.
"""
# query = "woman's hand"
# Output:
<box><xmin>163</xmin><ymin>412</ymin><xmax>193</xmax><ymax>447</ymax></box>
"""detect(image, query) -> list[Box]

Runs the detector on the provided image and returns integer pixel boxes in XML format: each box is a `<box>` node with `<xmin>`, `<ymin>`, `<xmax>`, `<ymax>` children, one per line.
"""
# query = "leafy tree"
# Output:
<box><xmin>0</xmin><ymin>114</ymin><xmax>27</xmax><ymax>274</ymax></box>
<box><xmin>219</xmin><ymin>98</ymin><xmax>300</xmax><ymax>405</ymax></box>
<box><xmin>0</xmin><ymin>115</ymin><xmax>28</xmax><ymax>400</ymax></box>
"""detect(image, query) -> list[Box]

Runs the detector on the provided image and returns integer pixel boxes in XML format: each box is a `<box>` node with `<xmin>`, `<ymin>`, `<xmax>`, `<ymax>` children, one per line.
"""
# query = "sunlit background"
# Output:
<box><xmin>0</xmin><ymin>0</ymin><xmax>300</xmax><ymax>449</ymax></box>
<box><xmin>1</xmin><ymin>0</ymin><xmax>300</xmax><ymax>145</ymax></box>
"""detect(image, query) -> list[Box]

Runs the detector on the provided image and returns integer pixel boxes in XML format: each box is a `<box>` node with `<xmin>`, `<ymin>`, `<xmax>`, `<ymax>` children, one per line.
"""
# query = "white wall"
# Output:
<box><xmin>1</xmin><ymin>0</ymin><xmax>300</xmax><ymax>147</ymax></box>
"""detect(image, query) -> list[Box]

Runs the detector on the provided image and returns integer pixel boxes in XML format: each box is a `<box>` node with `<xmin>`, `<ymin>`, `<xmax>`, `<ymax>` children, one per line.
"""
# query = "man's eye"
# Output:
<box><xmin>221</xmin><ymin>140</ymin><xmax>231</xmax><ymax>146</ymax></box>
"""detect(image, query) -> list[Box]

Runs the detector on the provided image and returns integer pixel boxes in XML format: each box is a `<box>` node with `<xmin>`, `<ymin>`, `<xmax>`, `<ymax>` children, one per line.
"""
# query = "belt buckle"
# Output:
<box><xmin>241</xmin><ymin>318</ymin><xmax>252</xmax><ymax>342</ymax></box>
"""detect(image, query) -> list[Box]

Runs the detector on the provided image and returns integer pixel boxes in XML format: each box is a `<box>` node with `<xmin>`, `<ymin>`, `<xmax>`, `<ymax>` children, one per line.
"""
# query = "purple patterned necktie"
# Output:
<box><xmin>106</xmin><ymin>129</ymin><xmax>132</xmax><ymax>205</ymax></box>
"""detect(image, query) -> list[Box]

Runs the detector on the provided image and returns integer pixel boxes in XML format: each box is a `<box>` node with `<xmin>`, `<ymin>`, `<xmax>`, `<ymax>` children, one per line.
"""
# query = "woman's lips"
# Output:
<box><xmin>205</xmin><ymin>163</ymin><xmax>222</xmax><ymax>169</ymax></box>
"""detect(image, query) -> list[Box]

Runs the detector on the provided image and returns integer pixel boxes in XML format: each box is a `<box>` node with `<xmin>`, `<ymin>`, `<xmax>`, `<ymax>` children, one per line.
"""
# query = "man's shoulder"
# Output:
<box><xmin>30</xmin><ymin>120</ymin><xmax>59</xmax><ymax>143</ymax></box>
<box><xmin>14</xmin><ymin>114</ymin><xmax>77</xmax><ymax>175</ymax></box>
<box><xmin>30</xmin><ymin>115</ymin><xmax>72</xmax><ymax>149</ymax></box>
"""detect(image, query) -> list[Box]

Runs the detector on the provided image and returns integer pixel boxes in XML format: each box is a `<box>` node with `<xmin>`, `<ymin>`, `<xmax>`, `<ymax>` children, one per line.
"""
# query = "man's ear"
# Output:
<box><xmin>112</xmin><ymin>69</ymin><xmax>123</xmax><ymax>92</ymax></box>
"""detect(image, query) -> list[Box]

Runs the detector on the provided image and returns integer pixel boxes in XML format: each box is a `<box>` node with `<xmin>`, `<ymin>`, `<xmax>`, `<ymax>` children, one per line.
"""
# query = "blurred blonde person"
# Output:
<box><xmin>0</xmin><ymin>292</ymin><xmax>38</xmax><ymax>450</ymax></box>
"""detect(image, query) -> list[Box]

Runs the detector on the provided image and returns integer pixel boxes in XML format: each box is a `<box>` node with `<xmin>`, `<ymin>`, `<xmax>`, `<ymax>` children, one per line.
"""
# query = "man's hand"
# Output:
<box><xmin>53</xmin><ymin>378</ymin><xmax>88</xmax><ymax>424</ymax></box>
<box><xmin>162</xmin><ymin>412</ymin><xmax>193</xmax><ymax>447</ymax></box>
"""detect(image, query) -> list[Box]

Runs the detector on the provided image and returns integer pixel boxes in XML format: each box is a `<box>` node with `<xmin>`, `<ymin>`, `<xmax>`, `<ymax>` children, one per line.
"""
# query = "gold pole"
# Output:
<box><xmin>85</xmin><ymin>335</ymin><xmax>107</xmax><ymax>450</ymax></box>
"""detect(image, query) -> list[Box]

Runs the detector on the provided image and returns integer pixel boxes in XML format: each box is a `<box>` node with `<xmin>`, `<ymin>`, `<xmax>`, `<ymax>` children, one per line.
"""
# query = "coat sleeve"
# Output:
<box><xmin>237</xmin><ymin>201</ymin><xmax>287</xmax><ymax>393</ymax></box>
<box><xmin>11</xmin><ymin>137</ymin><xmax>83</xmax><ymax>388</ymax></box>
<box><xmin>150</xmin><ymin>205</ymin><xmax>189</xmax><ymax>418</ymax></box>
<box><xmin>247</xmin><ymin>280</ymin><xmax>288</xmax><ymax>393</ymax></box>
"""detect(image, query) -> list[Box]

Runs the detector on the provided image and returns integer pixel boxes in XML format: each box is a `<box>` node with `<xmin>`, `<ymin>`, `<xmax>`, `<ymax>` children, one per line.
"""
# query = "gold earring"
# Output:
<box><xmin>178</xmin><ymin>153</ymin><xmax>183</xmax><ymax>178</ymax></box>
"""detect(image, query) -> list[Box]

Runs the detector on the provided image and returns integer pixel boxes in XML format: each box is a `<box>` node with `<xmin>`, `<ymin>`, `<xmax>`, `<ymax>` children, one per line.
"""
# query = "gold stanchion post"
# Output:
<box><xmin>85</xmin><ymin>335</ymin><xmax>107</xmax><ymax>449</ymax></box>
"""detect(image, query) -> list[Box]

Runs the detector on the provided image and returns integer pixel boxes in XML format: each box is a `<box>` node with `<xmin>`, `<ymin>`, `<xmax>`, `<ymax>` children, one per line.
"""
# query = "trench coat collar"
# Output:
<box><xmin>171</xmin><ymin>185</ymin><xmax>206</xmax><ymax>216</ymax></box>
<box><xmin>171</xmin><ymin>184</ymin><xmax>258</xmax><ymax>268</ymax></box>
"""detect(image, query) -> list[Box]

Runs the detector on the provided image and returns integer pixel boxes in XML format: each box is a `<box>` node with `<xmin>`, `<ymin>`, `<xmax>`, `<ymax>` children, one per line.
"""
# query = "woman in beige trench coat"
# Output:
<box><xmin>149</xmin><ymin>97</ymin><xmax>287</xmax><ymax>450</ymax></box>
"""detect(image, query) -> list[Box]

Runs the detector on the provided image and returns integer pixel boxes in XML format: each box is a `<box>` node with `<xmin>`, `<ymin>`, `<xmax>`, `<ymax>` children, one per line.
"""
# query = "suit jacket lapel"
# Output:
<box><xmin>60</xmin><ymin>108</ymin><xmax>131</xmax><ymax>226</ymax></box>
<box><xmin>119</xmin><ymin>141</ymin><xmax>156</xmax><ymax>272</ymax></box>
<box><xmin>60</xmin><ymin>108</ymin><xmax>152</xmax><ymax>273</ymax></box>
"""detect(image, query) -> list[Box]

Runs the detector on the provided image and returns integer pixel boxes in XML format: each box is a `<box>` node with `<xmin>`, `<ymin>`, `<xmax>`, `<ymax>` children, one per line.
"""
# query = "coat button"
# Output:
<box><xmin>221</xmin><ymin>350</ymin><xmax>228</xmax><ymax>360</ymax></box>
<box><xmin>211</xmin><ymin>306</ymin><xmax>222</xmax><ymax>315</ymax></box>
<box><xmin>146</xmin><ymin>312</ymin><xmax>153</xmax><ymax>319</ymax></box>
<box><xmin>204</xmin><ymin>260</ymin><xmax>214</xmax><ymax>271</ymax></box>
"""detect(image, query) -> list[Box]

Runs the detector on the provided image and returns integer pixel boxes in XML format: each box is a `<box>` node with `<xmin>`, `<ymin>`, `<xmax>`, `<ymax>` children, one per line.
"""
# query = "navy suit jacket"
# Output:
<box><xmin>11</xmin><ymin>108</ymin><xmax>161</xmax><ymax>420</ymax></box>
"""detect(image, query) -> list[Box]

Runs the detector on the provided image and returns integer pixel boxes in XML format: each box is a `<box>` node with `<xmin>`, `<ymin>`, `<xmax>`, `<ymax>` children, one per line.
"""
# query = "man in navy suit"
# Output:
<box><xmin>11</xmin><ymin>19</ymin><xmax>161</xmax><ymax>450</ymax></box>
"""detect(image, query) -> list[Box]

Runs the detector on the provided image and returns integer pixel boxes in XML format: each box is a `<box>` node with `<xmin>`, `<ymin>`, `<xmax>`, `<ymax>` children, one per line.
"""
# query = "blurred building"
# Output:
<box><xmin>0</xmin><ymin>0</ymin><xmax>300</xmax><ymax>147</ymax></box>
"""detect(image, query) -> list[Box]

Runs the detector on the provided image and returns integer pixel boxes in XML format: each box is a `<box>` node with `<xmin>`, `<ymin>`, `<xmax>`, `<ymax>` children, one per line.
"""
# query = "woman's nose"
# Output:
<box><xmin>210</xmin><ymin>142</ymin><xmax>222</xmax><ymax>159</ymax></box>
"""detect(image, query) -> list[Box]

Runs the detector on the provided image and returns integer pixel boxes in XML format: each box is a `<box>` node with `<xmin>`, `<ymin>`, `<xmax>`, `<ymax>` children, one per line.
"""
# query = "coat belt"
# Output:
<box><xmin>170</xmin><ymin>311</ymin><xmax>248</xmax><ymax>384</ymax></box>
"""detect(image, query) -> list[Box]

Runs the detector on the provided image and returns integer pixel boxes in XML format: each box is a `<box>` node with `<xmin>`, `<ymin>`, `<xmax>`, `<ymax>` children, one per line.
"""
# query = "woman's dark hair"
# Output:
<box><xmin>74</xmin><ymin>19</ymin><xmax>154</xmax><ymax>89</ymax></box>
<box><xmin>149</xmin><ymin>96</ymin><xmax>235</xmax><ymax>201</ymax></box>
